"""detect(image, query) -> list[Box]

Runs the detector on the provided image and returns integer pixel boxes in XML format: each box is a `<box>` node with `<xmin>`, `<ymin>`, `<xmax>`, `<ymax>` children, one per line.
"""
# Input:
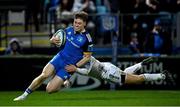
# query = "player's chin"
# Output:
<box><xmin>74</xmin><ymin>28</ymin><xmax>80</xmax><ymax>32</ymax></box>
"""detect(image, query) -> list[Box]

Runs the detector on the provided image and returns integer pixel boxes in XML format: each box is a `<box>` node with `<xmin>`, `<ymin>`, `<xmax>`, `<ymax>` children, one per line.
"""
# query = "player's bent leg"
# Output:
<box><xmin>124</xmin><ymin>63</ymin><xmax>142</xmax><ymax>74</ymax></box>
<box><xmin>124</xmin><ymin>73</ymin><xmax>145</xmax><ymax>84</ymax></box>
<box><xmin>28</xmin><ymin>63</ymin><xmax>55</xmax><ymax>91</ymax></box>
<box><xmin>46</xmin><ymin>75</ymin><xmax>64</xmax><ymax>94</ymax></box>
<box><xmin>13</xmin><ymin>63</ymin><xmax>55</xmax><ymax>101</ymax></box>
<box><xmin>123</xmin><ymin>57</ymin><xmax>158</xmax><ymax>74</ymax></box>
<box><xmin>124</xmin><ymin>73</ymin><xmax>165</xmax><ymax>85</ymax></box>
<box><xmin>143</xmin><ymin>73</ymin><xmax>165</xmax><ymax>81</ymax></box>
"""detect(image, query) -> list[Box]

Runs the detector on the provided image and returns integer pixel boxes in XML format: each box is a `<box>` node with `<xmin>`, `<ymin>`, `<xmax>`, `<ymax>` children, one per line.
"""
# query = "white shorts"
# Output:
<box><xmin>101</xmin><ymin>62</ymin><xmax>125</xmax><ymax>85</ymax></box>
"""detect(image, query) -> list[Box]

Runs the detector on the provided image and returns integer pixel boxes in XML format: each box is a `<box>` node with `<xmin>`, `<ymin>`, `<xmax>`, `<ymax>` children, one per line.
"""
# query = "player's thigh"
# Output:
<box><xmin>41</xmin><ymin>63</ymin><xmax>55</xmax><ymax>78</ymax></box>
<box><xmin>46</xmin><ymin>75</ymin><xmax>64</xmax><ymax>92</ymax></box>
<box><xmin>125</xmin><ymin>73</ymin><xmax>145</xmax><ymax>84</ymax></box>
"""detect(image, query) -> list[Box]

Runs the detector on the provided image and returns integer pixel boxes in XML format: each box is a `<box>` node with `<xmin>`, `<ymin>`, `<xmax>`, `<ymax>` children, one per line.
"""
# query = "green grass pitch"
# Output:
<box><xmin>0</xmin><ymin>90</ymin><xmax>180</xmax><ymax>106</ymax></box>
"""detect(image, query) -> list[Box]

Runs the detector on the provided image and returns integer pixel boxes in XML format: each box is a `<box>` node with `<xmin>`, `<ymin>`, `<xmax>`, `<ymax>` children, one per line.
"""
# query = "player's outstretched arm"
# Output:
<box><xmin>65</xmin><ymin>65</ymin><xmax>89</xmax><ymax>75</ymax></box>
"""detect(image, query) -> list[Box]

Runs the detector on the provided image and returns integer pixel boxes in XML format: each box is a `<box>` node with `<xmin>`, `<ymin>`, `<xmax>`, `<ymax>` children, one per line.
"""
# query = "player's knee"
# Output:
<box><xmin>46</xmin><ymin>86</ymin><xmax>58</xmax><ymax>94</ymax></box>
<box><xmin>138</xmin><ymin>74</ymin><xmax>145</xmax><ymax>81</ymax></box>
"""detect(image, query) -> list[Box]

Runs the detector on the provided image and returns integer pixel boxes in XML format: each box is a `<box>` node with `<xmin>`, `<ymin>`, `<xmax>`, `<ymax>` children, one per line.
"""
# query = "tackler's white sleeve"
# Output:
<box><xmin>76</xmin><ymin>68</ymin><xmax>89</xmax><ymax>75</ymax></box>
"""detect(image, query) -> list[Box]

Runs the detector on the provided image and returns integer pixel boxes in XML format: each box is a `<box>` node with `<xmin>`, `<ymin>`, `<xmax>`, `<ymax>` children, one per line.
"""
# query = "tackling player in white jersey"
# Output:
<box><xmin>65</xmin><ymin>57</ymin><xmax>166</xmax><ymax>85</ymax></box>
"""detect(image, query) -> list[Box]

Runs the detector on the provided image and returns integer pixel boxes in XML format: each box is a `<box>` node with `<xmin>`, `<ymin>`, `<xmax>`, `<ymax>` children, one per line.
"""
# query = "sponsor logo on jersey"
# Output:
<box><xmin>68</xmin><ymin>31</ymin><xmax>71</xmax><ymax>35</ymax></box>
<box><xmin>77</xmin><ymin>36</ymin><xmax>83</xmax><ymax>42</ymax></box>
<box><xmin>67</xmin><ymin>37</ymin><xmax>80</xmax><ymax>48</ymax></box>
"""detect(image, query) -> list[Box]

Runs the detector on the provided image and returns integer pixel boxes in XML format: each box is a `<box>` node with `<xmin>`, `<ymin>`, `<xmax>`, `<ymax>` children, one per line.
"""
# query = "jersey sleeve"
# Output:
<box><xmin>64</xmin><ymin>26</ymin><xmax>72</xmax><ymax>33</ymax></box>
<box><xmin>82</xmin><ymin>33</ymin><xmax>93</xmax><ymax>53</ymax></box>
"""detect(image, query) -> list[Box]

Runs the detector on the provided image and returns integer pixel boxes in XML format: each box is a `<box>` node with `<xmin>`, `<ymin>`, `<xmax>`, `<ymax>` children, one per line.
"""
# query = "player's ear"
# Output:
<box><xmin>83</xmin><ymin>21</ymin><xmax>86</xmax><ymax>27</ymax></box>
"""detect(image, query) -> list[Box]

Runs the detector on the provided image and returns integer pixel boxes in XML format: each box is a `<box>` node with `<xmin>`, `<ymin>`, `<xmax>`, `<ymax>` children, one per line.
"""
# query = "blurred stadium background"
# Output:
<box><xmin>0</xmin><ymin>0</ymin><xmax>180</xmax><ymax>106</ymax></box>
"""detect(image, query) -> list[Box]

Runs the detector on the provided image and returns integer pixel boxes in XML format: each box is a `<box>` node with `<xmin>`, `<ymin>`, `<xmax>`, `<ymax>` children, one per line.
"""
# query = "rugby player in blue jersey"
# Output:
<box><xmin>13</xmin><ymin>11</ymin><xmax>93</xmax><ymax>101</ymax></box>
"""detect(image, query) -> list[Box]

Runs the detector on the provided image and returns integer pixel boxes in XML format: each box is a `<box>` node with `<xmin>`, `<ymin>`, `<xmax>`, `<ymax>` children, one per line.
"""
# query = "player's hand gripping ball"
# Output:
<box><xmin>53</xmin><ymin>29</ymin><xmax>66</xmax><ymax>47</ymax></box>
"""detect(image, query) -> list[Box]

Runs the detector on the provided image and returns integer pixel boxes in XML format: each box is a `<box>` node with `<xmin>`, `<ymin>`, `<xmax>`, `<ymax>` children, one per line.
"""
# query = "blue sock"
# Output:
<box><xmin>25</xmin><ymin>88</ymin><xmax>33</xmax><ymax>94</ymax></box>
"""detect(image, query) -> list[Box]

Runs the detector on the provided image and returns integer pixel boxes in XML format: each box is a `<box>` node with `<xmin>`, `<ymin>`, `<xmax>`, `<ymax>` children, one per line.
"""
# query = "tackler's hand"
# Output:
<box><xmin>65</xmin><ymin>64</ymin><xmax>77</xmax><ymax>73</ymax></box>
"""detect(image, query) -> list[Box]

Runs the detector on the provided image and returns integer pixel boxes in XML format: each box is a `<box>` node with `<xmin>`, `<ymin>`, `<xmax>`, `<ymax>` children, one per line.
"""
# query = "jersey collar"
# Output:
<box><xmin>74</xmin><ymin>29</ymin><xmax>86</xmax><ymax>35</ymax></box>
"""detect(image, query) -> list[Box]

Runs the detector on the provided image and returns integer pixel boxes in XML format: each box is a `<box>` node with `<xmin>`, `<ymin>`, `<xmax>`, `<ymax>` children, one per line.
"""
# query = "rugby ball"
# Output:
<box><xmin>54</xmin><ymin>29</ymin><xmax>66</xmax><ymax>47</ymax></box>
